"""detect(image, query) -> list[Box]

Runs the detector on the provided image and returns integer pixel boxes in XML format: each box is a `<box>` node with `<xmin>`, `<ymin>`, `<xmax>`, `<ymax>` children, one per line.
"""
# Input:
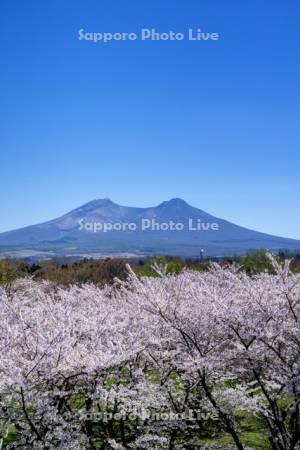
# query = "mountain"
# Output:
<box><xmin>0</xmin><ymin>198</ymin><xmax>299</xmax><ymax>259</ymax></box>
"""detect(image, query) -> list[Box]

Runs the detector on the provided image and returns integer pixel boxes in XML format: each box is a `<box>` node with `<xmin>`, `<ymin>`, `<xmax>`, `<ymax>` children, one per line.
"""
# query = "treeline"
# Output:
<box><xmin>0</xmin><ymin>257</ymin><xmax>128</xmax><ymax>287</ymax></box>
<box><xmin>0</xmin><ymin>250</ymin><xmax>300</xmax><ymax>288</ymax></box>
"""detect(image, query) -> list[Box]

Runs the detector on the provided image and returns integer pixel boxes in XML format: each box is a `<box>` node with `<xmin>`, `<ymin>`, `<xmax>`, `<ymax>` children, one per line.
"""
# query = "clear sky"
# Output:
<box><xmin>0</xmin><ymin>0</ymin><xmax>299</xmax><ymax>238</ymax></box>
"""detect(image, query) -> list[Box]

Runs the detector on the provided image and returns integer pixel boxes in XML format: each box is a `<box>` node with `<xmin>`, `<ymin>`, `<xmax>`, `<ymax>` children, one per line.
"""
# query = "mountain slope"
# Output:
<box><xmin>0</xmin><ymin>198</ymin><xmax>299</xmax><ymax>258</ymax></box>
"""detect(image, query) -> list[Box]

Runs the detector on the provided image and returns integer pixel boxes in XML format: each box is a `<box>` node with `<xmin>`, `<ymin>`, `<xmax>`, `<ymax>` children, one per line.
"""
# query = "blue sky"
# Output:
<box><xmin>0</xmin><ymin>0</ymin><xmax>299</xmax><ymax>238</ymax></box>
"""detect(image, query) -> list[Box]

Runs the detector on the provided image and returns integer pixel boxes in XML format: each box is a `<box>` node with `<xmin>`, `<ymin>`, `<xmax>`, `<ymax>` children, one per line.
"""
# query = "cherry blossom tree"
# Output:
<box><xmin>0</xmin><ymin>256</ymin><xmax>299</xmax><ymax>449</ymax></box>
